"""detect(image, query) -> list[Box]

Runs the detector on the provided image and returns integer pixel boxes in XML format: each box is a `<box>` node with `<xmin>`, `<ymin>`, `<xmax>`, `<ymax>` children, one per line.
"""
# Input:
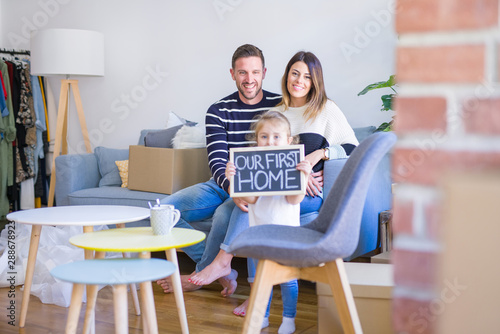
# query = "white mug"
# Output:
<box><xmin>150</xmin><ymin>204</ymin><xmax>180</xmax><ymax>235</ymax></box>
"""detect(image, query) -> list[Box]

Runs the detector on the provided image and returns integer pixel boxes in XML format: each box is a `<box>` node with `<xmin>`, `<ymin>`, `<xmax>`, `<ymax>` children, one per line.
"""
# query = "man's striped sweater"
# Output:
<box><xmin>205</xmin><ymin>90</ymin><xmax>281</xmax><ymax>193</ymax></box>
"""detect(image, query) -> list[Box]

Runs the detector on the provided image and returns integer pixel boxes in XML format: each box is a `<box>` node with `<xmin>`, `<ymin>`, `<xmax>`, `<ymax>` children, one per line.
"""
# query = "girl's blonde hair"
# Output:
<box><xmin>246</xmin><ymin>110</ymin><xmax>299</xmax><ymax>145</ymax></box>
<box><xmin>276</xmin><ymin>51</ymin><xmax>328</xmax><ymax>122</ymax></box>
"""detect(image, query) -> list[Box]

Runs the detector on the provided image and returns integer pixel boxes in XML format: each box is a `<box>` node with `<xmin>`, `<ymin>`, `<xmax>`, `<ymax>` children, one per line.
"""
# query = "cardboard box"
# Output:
<box><xmin>128</xmin><ymin>145</ymin><xmax>212</xmax><ymax>195</ymax></box>
<box><xmin>437</xmin><ymin>171</ymin><xmax>500</xmax><ymax>333</ymax></box>
<box><xmin>317</xmin><ymin>262</ymin><xmax>394</xmax><ymax>334</ymax></box>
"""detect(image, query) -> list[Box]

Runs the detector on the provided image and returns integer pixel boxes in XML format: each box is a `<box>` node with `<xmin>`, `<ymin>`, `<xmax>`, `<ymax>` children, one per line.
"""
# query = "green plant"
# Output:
<box><xmin>357</xmin><ymin>74</ymin><xmax>396</xmax><ymax>132</ymax></box>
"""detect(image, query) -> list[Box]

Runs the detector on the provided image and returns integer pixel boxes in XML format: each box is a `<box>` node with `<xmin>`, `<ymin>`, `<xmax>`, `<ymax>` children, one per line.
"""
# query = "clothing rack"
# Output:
<box><xmin>0</xmin><ymin>48</ymin><xmax>30</xmax><ymax>56</ymax></box>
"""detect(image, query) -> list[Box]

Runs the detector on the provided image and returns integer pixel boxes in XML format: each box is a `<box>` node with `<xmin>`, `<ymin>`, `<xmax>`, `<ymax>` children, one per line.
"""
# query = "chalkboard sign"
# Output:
<box><xmin>229</xmin><ymin>145</ymin><xmax>306</xmax><ymax>197</ymax></box>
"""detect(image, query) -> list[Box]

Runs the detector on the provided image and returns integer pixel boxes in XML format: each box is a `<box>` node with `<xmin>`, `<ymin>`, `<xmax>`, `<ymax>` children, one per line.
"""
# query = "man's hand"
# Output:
<box><xmin>306</xmin><ymin>170</ymin><xmax>324</xmax><ymax>197</ymax></box>
<box><xmin>226</xmin><ymin>161</ymin><xmax>249</xmax><ymax>211</ymax></box>
<box><xmin>233</xmin><ymin>197</ymin><xmax>249</xmax><ymax>212</ymax></box>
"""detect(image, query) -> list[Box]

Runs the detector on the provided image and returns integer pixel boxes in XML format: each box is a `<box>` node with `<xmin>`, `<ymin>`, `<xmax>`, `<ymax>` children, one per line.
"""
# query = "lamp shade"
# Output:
<box><xmin>30</xmin><ymin>28</ymin><xmax>104</xmax><ymax>77</ymax></box>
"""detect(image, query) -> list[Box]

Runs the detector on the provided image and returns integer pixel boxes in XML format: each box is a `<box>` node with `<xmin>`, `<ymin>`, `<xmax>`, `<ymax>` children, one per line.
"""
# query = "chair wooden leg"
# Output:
<box><xmin>113</xmin><ymin>284</ymin><xmax>129</xmax><ymax>334</ymax></box>
<box><xmin>242</xmin><ymin>260</ymin><xmax>299</xmax><ymax>334</ymax></box>
<box><xmin>66</xmin><ymin>283</ymin><xmax>85</xmax><ymax>334</ymax></box>
<box><xmin>325</xmin><ymin>258</ymin><xmax>363</xmax><ymax>334</ymax></box>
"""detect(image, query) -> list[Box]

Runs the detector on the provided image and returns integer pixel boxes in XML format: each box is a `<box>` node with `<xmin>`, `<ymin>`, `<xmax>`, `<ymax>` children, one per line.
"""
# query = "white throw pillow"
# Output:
<box><xmin>172</xmin><ymin>124</ymin><xmax>206</xmax><ymax>149</ymax></box>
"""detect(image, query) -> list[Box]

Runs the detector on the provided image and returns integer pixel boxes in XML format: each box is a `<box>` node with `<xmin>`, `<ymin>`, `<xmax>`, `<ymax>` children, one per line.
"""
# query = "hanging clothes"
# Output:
<box><xmin>18</xmin><ymin>65</ymin><xmax>37</xmax><ymax>209</ymax></box>
<box><xmin>3</xmin><ymin>57</ymin><xmax>21</xmax><ymax>213</ymax></box>
<box><xmin>1</xmin><ymin>50</ymin><xmax>54</xmax><ymax>212</ymax></box>
<box><xmin>0</xmin><ymin>74</ymin><xmax>7</xmax><ymax>100</ymax></box>
<box><xmin>15</xmin><ymin>65</ymin><xmax>36</xmax><ymax>183</ymax></box>
<box><xmin>0</xmin><ymin>72</ymin><xmax>8</xmax><ymax>118</ymax></box>
<box><xmin>6</xmin><ymin>60</ymin><xmax>21</xmax><ymax>130</ymax></box>
<box><xmin>36</xmin><ymin>77</ymin><xmax>49</xmax><ymax>204</ymax></box>
<box><xmin>0</xmin><ymin>59</ymin><xmax>17</xmax><ymax>219</ymax></box>
<box><xmin>30</xmin><ymin>74</ymin><xmax>46</xmax><ymax>184</ymax></box>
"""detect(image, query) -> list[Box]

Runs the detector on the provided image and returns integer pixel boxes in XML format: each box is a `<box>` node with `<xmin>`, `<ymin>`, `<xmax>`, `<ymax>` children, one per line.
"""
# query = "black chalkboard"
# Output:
<box><xmin>229</xmin><ymin>145</ymin><xmax>306</xmax><ymax>197</ymax></box>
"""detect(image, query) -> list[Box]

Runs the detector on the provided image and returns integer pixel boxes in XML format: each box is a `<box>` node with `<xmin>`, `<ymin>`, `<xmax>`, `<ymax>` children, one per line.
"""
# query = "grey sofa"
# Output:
<box><xmin>54</xmin><ymin>126</ymin><xmax>391</xmax><ymax>259</ymax></box>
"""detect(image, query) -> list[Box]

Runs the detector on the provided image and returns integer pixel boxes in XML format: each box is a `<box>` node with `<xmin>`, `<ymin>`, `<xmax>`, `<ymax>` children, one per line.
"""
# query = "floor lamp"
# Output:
<box><xmin>30</xmin><ymin>29</ymin><xmax>105</xmax><ymax>207</ymax></box>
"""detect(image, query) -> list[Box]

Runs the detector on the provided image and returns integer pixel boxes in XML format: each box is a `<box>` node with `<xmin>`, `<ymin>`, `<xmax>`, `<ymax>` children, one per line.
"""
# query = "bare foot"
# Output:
<box><xmin>156</xmin><ymin>271</ymin><xmax>201</xmax><ymax>293</ymax></box>
<box><xmin>189</xmin><ymin>261</ymin><xmax>232</xmax><ymax>286</ymax></box>
<box><xmin>189</xmin><ymin>251</ymin><xmax>233</xmax><ymax>286</ymax></box>
<box><xmin>233</xmin><ymin>298</ymin><xmax>249</xmax><ymax>317</ymax></box>
<box><xmin>218</xmin><ymin>269</ymin><xmax>238</xmax><ymax>297</ymax></box>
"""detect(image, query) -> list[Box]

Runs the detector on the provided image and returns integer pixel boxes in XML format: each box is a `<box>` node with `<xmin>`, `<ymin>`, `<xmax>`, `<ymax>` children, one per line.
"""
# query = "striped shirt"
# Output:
<box><xmin>205</xmin><ymin>90</ymin><xmax>281</xmax><ymax>192</ymax></box>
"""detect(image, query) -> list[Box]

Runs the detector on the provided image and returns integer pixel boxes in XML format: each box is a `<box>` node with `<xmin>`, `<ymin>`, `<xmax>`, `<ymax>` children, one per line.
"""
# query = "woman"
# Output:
<box><xmin>190</xmin><ymin>51</ymin><xmax>358</xmax><ymax>316</ymax></box>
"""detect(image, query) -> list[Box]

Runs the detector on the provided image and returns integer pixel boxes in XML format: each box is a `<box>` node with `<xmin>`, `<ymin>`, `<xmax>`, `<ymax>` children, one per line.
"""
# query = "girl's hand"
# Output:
<box><xmin>296</xmin><ymin>160</ymin><xmax>313</xmax><ymax>176</ymax></box>
<box><xmin>225</xmin><ymin>161</ymin><xmax>236</xmax><ymax>180</ymax></box>
<box><xmin>233</xmin><ymin>197</ymin><xmax>249</xmax><ymax>212</ymax></box>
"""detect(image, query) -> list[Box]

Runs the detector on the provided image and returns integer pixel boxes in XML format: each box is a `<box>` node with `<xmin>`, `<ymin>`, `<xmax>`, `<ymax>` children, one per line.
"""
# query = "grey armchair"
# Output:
<box><xmin>227</xmin><ymin>132</ymin><xmax>397</xmax><ymax>334</ymax></box>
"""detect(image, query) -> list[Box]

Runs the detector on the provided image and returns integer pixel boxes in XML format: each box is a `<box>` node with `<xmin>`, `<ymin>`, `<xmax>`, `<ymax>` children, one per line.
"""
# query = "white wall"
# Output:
<box><xmin>1</xmin><ymin>0</ymin><xmax>396</xmax><ymax>151</ymax></box>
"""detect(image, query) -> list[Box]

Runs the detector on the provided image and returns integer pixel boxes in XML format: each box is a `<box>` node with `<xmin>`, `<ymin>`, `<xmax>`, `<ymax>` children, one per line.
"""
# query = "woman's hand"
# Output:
<box><xmin>297</xmin><ymin>160</ymin><xmax>322</xmax><ymax>197</ymax></box>
<box><xmin>306</xmin><ymin>170</ymin><xmax>324</xmax><ymax>197</ymax></box>
<box><xmin>305</xmin><ymin>149</ymin><xmax>325</xmax><ymax>167</ymax></box>
<box><xmin>304</xmin><ymin>149</ymin><xmax>326</xmax><ymax>197</ymax></box>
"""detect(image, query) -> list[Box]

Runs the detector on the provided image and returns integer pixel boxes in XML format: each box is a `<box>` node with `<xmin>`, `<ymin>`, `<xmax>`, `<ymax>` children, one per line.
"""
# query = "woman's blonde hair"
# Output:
<box><xmin>246</xmin><ymin>110</ymin><xmax>299</xmax><ymax>145</ymax></box>
<box><xmin>277</xmin><ymin>51</ymin><xmax>328</xmax><ymax>122</ymax></box>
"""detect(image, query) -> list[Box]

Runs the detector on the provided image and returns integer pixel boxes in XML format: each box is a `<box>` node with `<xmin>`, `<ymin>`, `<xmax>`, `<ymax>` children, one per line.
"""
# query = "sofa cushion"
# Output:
<box><xmin>95</xmin><ymin>147</ymin><xmax>129</xmax><ymax>187</ymax></box>
<box><xmin>354</xmin><ymin>126</ymin><xmax>376</xmax><ymax>143</ymax></box>
<box><xmin>138</xmin><ymin>111</ymin><xmax>198</xmax><ymax>145</ymax></box>
<box><xmin>55</xmin><ymin>153</ymin><xmax>100</xmax><ymax>206</ymax></box>
<box><xmin>68</xmin><ymin>186</ymin><xmax>167</xmax><ymax>208</ymax></box>
<box><xmin>115</xmin><ymin>160</ymin><xmax>129</xmax><ymax>188</ymax></box>
<box><xmin>172</xmin><ymin>124</ymin><xmax>206</xmax><ymax>149</ymax></box>
<box><xmin>144</xmin><ymin>124</ymin><xmax>183</xmax><ymax>148</ymax></box>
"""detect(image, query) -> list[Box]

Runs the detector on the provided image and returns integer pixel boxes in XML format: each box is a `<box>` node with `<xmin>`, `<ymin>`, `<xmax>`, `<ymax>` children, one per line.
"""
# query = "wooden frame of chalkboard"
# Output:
<box><xmin>229</xmin><ymin>144</ymin><xmax>306</xmax><ymax>197</ymax></box>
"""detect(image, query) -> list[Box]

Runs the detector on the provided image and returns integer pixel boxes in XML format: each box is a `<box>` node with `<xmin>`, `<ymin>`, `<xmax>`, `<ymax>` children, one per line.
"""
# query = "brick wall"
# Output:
<box><xmin>392</xmin><ymin>0</ymin><xmax>500</xmax><ymax>333</ymax></box>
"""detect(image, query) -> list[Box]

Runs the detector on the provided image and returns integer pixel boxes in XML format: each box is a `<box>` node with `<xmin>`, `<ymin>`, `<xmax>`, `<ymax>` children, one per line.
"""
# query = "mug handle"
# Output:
<box><xmin>172</xmin><ymin>209</ymin><xmax>181</xmax><ymax>225</ymax></box>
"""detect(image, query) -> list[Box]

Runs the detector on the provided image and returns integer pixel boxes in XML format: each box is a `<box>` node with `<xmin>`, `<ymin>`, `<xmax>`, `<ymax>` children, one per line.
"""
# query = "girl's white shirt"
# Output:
<box><xmin>248</xmin><ymin>195</ymin><xmax>300</xmax><ymax>227</ymax></box>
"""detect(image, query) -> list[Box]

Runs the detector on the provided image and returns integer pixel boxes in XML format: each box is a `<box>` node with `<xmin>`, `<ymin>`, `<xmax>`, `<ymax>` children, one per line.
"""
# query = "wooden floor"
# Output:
<box><xmin>0</xmin><ymin>254</ymin><xmax>318</xmax><ymax>333</ymax></box>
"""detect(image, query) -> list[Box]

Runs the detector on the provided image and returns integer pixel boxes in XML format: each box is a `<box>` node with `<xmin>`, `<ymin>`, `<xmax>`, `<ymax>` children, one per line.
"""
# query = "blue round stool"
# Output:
<box><xmin>51</xmin><ymin>258</ymin><xmax>175</xmax><ymax>334</ymax></box>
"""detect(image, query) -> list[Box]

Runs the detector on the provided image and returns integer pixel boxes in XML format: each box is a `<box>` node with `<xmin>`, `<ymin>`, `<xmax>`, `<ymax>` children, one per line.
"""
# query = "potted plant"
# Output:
<box><xmin>357</xmin><ymin>75</ymin><xmax>396</xmax><ymax>132</ymax></box>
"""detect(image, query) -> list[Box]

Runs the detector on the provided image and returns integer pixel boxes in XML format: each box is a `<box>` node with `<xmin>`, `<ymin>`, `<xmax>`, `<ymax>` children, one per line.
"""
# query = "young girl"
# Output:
<box><xmin>225</xmin><ymin>110</ymin><xmax>312</xmax><ymax>334</ymax></box>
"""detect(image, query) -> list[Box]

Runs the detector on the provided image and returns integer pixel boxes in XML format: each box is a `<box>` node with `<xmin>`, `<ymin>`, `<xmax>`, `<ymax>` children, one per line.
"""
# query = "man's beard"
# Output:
<box><xmin>239</xmin><ymin>84</ymin><xmax>262</xmax><ymax>101</ymax></box>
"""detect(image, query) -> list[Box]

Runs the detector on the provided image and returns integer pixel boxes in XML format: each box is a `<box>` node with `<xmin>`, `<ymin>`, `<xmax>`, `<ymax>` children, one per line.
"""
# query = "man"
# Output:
<box><xmin>157</xmin><ymin>44</ymin><xmax>281</xmax><ymax>294</ymax></box>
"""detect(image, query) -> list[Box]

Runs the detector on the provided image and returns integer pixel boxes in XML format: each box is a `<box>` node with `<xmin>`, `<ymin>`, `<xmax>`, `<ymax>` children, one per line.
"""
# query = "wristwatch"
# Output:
<box><xmin>323</xmin><ymin>147</ymin><xmax>330</xmax><ymax>160</ymax></box>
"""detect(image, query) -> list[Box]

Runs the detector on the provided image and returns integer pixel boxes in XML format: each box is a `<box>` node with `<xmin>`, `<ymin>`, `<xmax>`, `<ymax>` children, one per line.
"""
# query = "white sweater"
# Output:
<box><xmin>272</xmin><ymin>100</ymin><xmax>358</xmax><ymax>167</ymax></box>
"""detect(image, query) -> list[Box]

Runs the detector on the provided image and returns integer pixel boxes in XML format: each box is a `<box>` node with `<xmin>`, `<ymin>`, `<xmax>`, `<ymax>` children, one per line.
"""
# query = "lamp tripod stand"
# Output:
<box><xmin>47</xmin><ymin>79</ymin><xmax>92</xmax><ymax>207</ymax></box>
